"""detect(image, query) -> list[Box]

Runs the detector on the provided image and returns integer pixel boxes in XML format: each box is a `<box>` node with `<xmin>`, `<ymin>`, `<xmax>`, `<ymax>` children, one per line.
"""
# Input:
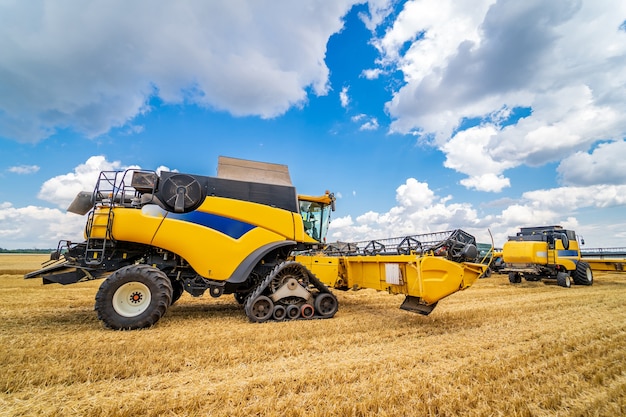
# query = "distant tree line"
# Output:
<box><xmin>0</xmin><ymin>248</ymin><xmax>54</xmax><ymax>254</ymax></box>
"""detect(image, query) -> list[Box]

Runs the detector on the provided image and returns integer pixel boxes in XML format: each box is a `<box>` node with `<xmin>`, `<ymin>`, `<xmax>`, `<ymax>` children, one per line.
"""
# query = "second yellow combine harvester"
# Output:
<box><xmin>26</xmin><ymin>157</ymin><xmax>486</xmax><ymax>329</ymax></box>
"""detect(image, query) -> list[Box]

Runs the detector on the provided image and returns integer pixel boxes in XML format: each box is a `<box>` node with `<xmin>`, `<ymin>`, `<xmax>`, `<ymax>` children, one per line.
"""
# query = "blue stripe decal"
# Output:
<box><xmin>558</xmin><ymin>250</ymin><xmax>579</xmax><ymax>257</ymax></box>
<box><xmin>169</xmin><ymin>211</ymin><xmax>255</xmax><ymax>239</ymax></box>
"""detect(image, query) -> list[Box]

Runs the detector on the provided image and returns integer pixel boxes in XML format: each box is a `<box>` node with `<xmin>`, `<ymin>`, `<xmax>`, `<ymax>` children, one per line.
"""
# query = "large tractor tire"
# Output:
<box><xmin>95</xmin><ymin>264</ymin><xmax>173</xmax><ymax>330</ymax></box>
<box><xmin>573</xmin><ymin>261</ymin><xmax>593</xmax><ymax>286</ymax></box>
<box><xmin>170</xmin><ymin>279</ymin><xmax>185</xmax><ymax>305</ymax></box>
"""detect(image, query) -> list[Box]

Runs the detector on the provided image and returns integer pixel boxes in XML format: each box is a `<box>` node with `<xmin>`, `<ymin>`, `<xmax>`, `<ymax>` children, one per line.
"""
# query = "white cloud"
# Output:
<box><xmin>330</xmin><ymin>177</ymin><xmax>480</xmax><ymax>241</ymax></box>
<box><xmin>557</xmin><ymin>140</ymin><xmax>626</xmax><ymax>186</ymax></box>
<box><xmin>0</xmin><ymin>204</ymin><xmax>85</xmax><ymax>249</ymax></box>
<box><xmin>361</xmin><ymin>68</ymin><xmax>383</xmax><ymax>79</ymax></box>
<box><xmin>339</xmin><ymin>86</ymin><xmax>350</xmax><ymax>108</ymax></box>
<box><xmin>37</xmin><ymin>156</ymin><xmax>128</xmax><ymax>209</ymax></box>
<box><xmin>358</xmin><ymin>0</ymin><xmax>396</xmax><ymax>32</ymax></box>
<box><xmin>0</xmin><ymin>155</ymin><xmax>178</xmax><ymax>249</ymax></box>
<box><xmin>349</xmin><ymin>112</ymin><xmax>380</xmax><ymax>130</ymax></box>
<box><xmin>8</xmin><ymin>165</ymin><xmax>40</xmax><ymax>175</ymax></box>
<box><xmin>374</xmin><ymin>0</ymin><xmax>626</xmax><ymax>191</ymax></box>
<box><xmin>441</xmin><ymin>124</ymin><xmax>513</xmax><ymax>191</ymax></box>
<box><xmin>395</xmin><ymin>178</ymin><xmax>435</xmax><ymax>208</ymax></box>
<box><xmin>459</xmin><ymin>174</ymin><xmax>510</xmax><ymax>193</ymax></box>
<box><xmin>359</xmin><ymin>117</ymin><xmax>379</xmax><ymax>131</ymax></box>
<box><xmin>523</xmin><ymin>184</ymin><xmax>626</xmax><ymax>210</ymax></box>
<box><xmin>0</xmin><ymin>0</ymin><xmax>367</xmax><ymax>143</ymax></box>
<box><xmin>329</xmin><ymin>176</ymin><xmax>626</xmax><ymax>248</ymax></box>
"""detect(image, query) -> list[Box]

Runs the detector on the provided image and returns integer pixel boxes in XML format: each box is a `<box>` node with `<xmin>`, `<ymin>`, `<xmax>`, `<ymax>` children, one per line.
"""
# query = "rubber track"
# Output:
<box><xmin>244</xmin><ymin>261</ymin><xmax>338</xmax><ymax>322</ymax></box>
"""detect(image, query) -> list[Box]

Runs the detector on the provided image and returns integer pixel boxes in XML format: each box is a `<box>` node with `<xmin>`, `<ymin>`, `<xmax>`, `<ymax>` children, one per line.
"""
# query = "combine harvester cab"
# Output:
<box><xmin>297</xmin><ymin>229</ymin><xmax>487</xmax><ymax>315</ymax></box>
<box><xmin>26</xmin><ymin>156</ymin><xmax>338</xmax><ymax>329</ymax></box>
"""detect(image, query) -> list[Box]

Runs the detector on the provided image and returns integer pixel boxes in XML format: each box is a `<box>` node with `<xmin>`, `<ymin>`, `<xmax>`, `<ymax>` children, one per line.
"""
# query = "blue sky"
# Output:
<box><xmin>1</xmin><ymin>0</ymin><xmax>626</xmax><ymax>250</ymax></box>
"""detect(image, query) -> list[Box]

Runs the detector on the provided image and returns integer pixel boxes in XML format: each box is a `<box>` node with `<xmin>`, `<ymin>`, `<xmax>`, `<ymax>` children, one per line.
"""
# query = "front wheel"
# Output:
<box><xmin>95</xmin><ymin>264</ymin><xmax>173</xmax><ymax>330</ymax></box>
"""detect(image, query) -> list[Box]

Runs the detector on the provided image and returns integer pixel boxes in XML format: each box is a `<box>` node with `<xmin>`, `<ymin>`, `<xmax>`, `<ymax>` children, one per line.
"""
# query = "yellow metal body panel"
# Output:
<box><xmin>583</xmin><ymin>259</ymin><xmax>626</xmax><ymax>272</ymax></box>
<box><xmin>503</xmin><ymin>239</ymin><xmax>580</xmax><ymax>271</ymax></box>
<box><xmin>87</xmin><ymin>205</ymin><xmax>165</xmax><ymax>243</ymax></box>
<box><xmin>299</xmin><ymin>256</ymin><xmax>343</xmax><ymax>286</ymax></box>
<box><xmin>296</xmin><ymin>253</ymin><xmax>485</xmax><ymax>305</ymax></box>
<box><xmin>298</xmin><ymin>193</ymin><xmax>334</xmax><ymax>205</ymax></box>
<box><xmin>88</xmin><ymin>195</ymin><xmax>317</xmax><ymax>281</ymax></box>
<box><xmin>502</xmin><ymin>241</ymin><xmax>548</xmax><ymax>264</ymax></box>
<box><xmin>200</xmin><ymin>197</ymin><xmax>297</xmax><ymax>238</ymax></box>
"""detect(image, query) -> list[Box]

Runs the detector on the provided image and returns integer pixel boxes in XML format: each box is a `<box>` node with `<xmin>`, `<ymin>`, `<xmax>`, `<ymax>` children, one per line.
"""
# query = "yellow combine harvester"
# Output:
<box><xmin>26</xmin><ymin>156</ymin><xmax>485</xmax><ymax>329</ymax></box>
<box><xmin>501</xmin><ymin>226</ymin><xmax>592</xmax><ymax>287</ymax></box>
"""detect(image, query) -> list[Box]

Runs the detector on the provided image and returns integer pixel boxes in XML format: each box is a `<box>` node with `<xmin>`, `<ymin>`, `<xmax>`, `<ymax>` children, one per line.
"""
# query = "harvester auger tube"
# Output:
<box><xmin>244</xmin><ymin>261</ymin><xmax>338</xmax><ymax>323</ymax></box>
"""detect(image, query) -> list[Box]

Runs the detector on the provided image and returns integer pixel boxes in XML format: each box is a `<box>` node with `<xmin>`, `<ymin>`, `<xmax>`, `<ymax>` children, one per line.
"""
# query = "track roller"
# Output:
<box><xmin>301</xmin><ymin>304</ymin><xmax>315</xmax><ymax>319</ymax></box>
<box><xmin>286</xmin><ymin>304</ymin><xmax>300</xmax><ymax>319</ymax></box>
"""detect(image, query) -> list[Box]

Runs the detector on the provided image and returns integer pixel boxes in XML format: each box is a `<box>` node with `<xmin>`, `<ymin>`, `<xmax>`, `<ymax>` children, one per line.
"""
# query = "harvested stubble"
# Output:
<box><xmin>1</xmin><ymin>254</ymin><xmax>625</xmax><ymax>417</ymax></box>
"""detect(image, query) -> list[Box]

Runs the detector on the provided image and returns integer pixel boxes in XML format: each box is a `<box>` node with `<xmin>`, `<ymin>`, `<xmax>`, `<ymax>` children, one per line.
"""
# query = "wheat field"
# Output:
<box><xmin>1</xmin><ymin>254</ymin><xmax>625</xmax><ymax>417</ymax></box>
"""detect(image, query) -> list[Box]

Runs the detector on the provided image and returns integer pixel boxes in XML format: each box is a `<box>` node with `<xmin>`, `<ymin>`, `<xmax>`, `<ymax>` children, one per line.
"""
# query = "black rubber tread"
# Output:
<box><xmin>556</xmin><ymin>272</ymin><xmax>571</xmax><ymax>288</ymax></box>
<box><xmin>95</xmin><ymin>264</ymin><xmax>173</xmax><ymax>330</ymax></box>
<box><xmin>508</xmin><ymin>272</ymin><xmax>522</xmax><ymax>284</ymax></box>
<box><xmin>170</xmin><ymin>279</ymin><xmax>184</xmax><ymax>305</ymax></box>
<box><xmin>573</xmin><ymin>261</ymin><xmax>593</xmax><ymax>286</ymax></box>
<box><xmin>306</xmin><ymin>269</ymin><xmax>338</xmax><ymax>318</ymax></box>
<box><xmin>244</xmin><ymin>264</ymin><xmax>276</xmax><ymax>322</ymax></box>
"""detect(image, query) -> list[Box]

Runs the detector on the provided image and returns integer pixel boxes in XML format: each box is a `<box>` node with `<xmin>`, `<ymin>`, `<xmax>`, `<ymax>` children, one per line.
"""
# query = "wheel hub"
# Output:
<box><xmin>112</xmin><ymin>281</ymin><xmax>152</xmax><ymax>318</ymax></box>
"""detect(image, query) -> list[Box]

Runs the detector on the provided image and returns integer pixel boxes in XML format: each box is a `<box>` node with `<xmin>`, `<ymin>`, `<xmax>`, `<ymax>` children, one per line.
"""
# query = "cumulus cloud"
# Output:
<box><xmin>441</xmin><ymin>124</ymin><xmax>513</xmax><ymax>192</ymax></box>
<box><xmin>0</xmin><ymin>155</ymin><xmax>177</xmax><ymax>249</ymax></box>
<box><xmin>0</xmin><ymin>203</ymin><xmax>85</xmax><ymax>249</ymax></box>
<box><xmin>523</xmin><ymin>184</ymin><xmax>626</xmax><ymax>210</ymax></box>
<box><xmin>374</xmin><ymin>0</ymin><xmax>626</xmax><ymax>191</ymax></box>
<box><xmin>329</xmin><ymin>177</ymin><xmax>481</xmax><ymax>241</ymax></box>
<box><xmin>0</xmin><ymin>0</ymin><xmax>371</xmax><ymax>143</ymax></box>
<box><xmin>557</xmin><ymin>140</ymin><xmax>626</xmax><ymax>186</ymax></box>
<box><xmin>359</xmin><ymin>117</ymin><xmax>379</xmax><ymax>131</ymax></box>
<box><xmin>38</xmin><ymin>156</ymin><xmax>128</xmax><ymax>209</ymax></box>
<box><xmin>349</xmin><ymin>113</ymin><xmax>380</xmax><ymax>130</ymax></box>
<box><xmin>329</xmin><ymin>176</ymin><xmax>626</xmax><ymax>247</ymax></box>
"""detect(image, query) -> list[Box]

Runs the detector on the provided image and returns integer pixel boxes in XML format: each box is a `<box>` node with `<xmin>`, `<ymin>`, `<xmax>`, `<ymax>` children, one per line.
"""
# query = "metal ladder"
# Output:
<box><xmin>84</xmin><ymin>209</ymin><xmax>114</xmax><ymax>265</ymax></box>
<box><xmin>83</xmin><ymin>171</ymin><xmax>123</xmax><ymax>265</ymax></box>
<box><xmin>547</xmin><ymin>233</ymin><xmax>557</xmax><ymax>266</ymax></box>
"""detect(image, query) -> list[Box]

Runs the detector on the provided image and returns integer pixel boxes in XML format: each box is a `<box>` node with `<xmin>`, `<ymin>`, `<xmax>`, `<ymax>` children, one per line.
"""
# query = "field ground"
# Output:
<box><xmin>1</xmin><ymin>254</ymin><xmax>625</xmax><ymax>416</ymax></box>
